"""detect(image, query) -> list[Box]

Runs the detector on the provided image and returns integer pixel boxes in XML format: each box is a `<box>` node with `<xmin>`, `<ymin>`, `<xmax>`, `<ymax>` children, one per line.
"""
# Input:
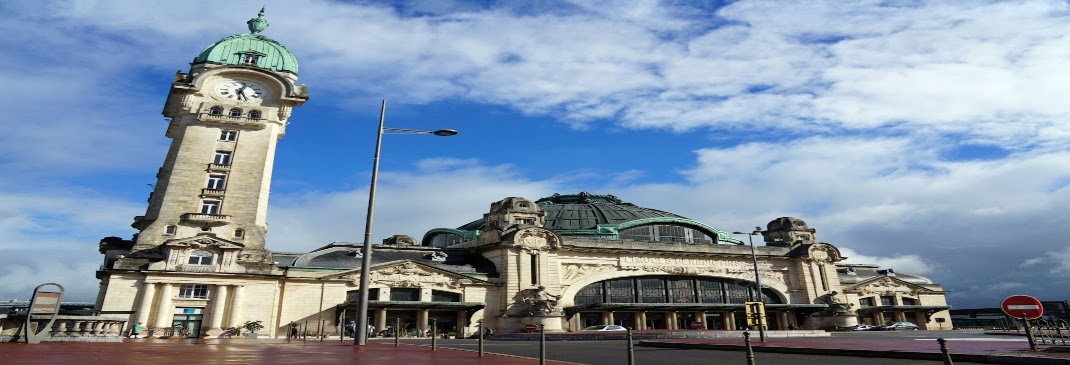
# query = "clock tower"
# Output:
<box><xmin>109</xmin><ymin>9</ymin><xmax>308</xmax><ymax>274</ymax></box>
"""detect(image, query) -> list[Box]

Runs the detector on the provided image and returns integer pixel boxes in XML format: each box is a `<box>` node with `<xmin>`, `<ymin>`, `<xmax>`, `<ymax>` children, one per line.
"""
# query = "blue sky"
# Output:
<box><xmin>2</xmin><ymin>0</ymin><xmax>1070</xmax><ymax>310</ymax></box>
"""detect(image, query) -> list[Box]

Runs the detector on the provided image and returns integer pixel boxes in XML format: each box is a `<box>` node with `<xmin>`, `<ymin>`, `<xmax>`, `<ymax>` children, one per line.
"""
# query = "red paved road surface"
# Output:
<box><xmin>0</xmin><ymin>339</ymin><xmax>576</xmax><ymax>365</ymax></box>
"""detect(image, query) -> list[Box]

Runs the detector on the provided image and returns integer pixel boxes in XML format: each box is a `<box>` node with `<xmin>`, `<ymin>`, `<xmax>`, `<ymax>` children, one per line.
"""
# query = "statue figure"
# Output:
<box><xmin>523</xmin><ymin>286</ymin><xmax>561</xmax><ymax>314</ymax></box>
<box><xmin>819</xmin><ymin>291</ymin><xmax>854</xmax><ymax>314</ymax></box>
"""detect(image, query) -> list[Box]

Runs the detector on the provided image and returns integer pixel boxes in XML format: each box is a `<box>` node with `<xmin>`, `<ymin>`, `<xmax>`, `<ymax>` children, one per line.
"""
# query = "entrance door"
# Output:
<box><xmin>704</xmin><ymin>313</ymin><xmax>724</xmax><ymax>330</ymax></box>
<box><xmin>646</xmin><ymin>312</ymin><xmax>667</xmax><ymax>329</ymax></box>
<box><xmin>580</xmin><ymin>312</ymin><xmax>602</xmax><ymax>328</ymax></box>
<box><xmin>613</xmin><ymin>312</ymin><xmax>635</xmax><ymax>329</ymax></box>
<box><xmin>172</xmin><ymin>308</ymin><xmax>204</xmax><ymax>338</ymax></box>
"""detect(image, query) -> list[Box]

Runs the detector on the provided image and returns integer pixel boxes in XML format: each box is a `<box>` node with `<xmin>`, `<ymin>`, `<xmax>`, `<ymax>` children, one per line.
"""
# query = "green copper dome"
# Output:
<box><xmin>192</xmin><ymin>8</ymin><xmax>299</xmax><ymax>74</ymax></box>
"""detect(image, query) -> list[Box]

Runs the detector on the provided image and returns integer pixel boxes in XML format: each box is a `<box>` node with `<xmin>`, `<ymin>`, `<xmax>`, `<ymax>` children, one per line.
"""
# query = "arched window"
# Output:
<box><xmin>248</xmin><ymin>110</ymin><xmax>262</xmax><ymax>119</ymax></box>
<box><xmin>188</xmin><ymin>250</ymin><xmax>214</xmax><ymax>266</ymax></box>
<box><xmin>229</xmin><ymin>108</ymin><xmax>242</xmax><ymax>117</ymax></box>
<box><xmin>427</xmin><ymin>233</ymin><xmax>464</xmax><ymax>248</ymax></box>
<box><xmin>619</xmin><ymin>224</ymin><xmax>715</xmax><ymax>244</ymax></box>
<box><xmin>209</xmin><ymin>106</ymin><xmax>224</xmax><ymax>115</ymax></box>
<box><xmin>575</xmin><ymin>276</ymin><xmax>782</xmax><ymax>305</ymax></box>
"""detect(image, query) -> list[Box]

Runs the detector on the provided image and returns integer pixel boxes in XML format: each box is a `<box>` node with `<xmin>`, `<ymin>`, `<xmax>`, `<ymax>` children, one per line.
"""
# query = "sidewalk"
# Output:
<box><xmin>639</xmin><ymin>337</ymin><xmax>1070</xmax><ymax>365</ymax></box>
<box><xmin>0</xmin><ymin>338</ymin><xmax>576</xmax><ymax>365</ymax></box>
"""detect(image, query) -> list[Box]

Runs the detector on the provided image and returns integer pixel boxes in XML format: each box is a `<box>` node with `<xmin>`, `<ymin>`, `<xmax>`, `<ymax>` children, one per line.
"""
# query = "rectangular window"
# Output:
<box><xmin>431</xmin><ymin>290</ymin><xmax>461</xmax><ymax>302</ymax></box>
<box><xmin>530</xmin><ymin>254</ymin><xmax>538</xmax><ymax>285</ymax></box>
<box><xmin>206</xmin><ymin>175</ymin><xmax>226</xmax><ymax>190</ymax></box>
<box><xmin>213</xmin><ymin>151</ymin><xmax>232</xmax><ymax>165</ymax></box>
<box><xmin>164</xmin><ymin>225</ymin><xmax>177</xmax><ymax>235</ymax></box>
<box><xmin>859</xmin><ymin>297</ymin><xmax>875</xmax><ymax>307</ymax></box>
<box><xmin>901</xmin><ymin>297</ymin><xmax>918</xmax><ymax>306</ymax></box>
<box><xmin>667</xmin><ymin>278</ymin><xmax>695</xmax><ymax>303</ymax></box>
<box><xmin>346</xmin><ymin>288</ymin><xmax>379</xmax><ymax>302</ymax></box>
<box><xmin>219</xmin><ymin>130</ymin><xmax>237</xmax><ymax>141</ymax></box>
<box><xmin>200</xmin><ymin>200</ymin><xmax>221</xmax><ymax>215</ymax></box>
<box><xmin>880</xmin><ymin>296</ymin><xmax>896</xmax><ymax>306</ymax></box>
<box><xmin>177</xmin><ymin>284</ymin><xmax>209</xmax><ymax>299</ymax></box>
<box><xmin>390</xmin><ymin>288</ymin><xmax>420</xmax><ymax>301</ymax></box>
<box><xmin>234</xmin><ymin>229</ymin><xmax>245</xmax><ymax>239</ymax></box>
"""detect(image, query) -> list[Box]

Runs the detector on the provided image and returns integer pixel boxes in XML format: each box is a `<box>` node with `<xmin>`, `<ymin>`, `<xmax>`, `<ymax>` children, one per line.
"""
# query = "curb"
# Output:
<box><xmin>637</xmin><ymin>341</ymin><xmax>1070</xmax><ymax>365</ymax></box>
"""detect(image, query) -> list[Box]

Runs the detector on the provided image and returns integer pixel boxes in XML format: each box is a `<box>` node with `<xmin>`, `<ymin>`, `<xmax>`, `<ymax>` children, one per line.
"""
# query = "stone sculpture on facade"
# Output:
<box><xmin>522</xmin><ymin>286</ymin><xmax>561</xmax><ymax>315</ymax></box>
<box><xmin>818</xmin><ymin>291</ymin><xmax>855</xmax><ymax>315</ymax></box>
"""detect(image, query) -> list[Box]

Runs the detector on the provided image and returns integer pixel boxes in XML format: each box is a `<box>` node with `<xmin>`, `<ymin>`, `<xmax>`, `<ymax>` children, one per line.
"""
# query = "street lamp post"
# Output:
<box><xmin>354</xmin><ymin>100</ymin><xmax>457</xmax><ymax>346</ymax></box>
<box><xmin>733</xmin><ymin>227</ymin><xmax>766</xmax><ymax>342</ymax></box>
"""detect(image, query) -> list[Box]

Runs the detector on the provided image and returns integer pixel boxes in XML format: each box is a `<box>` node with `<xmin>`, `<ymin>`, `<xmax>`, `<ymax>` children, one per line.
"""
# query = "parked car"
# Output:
<box><xmin>850</xmin><ymin>324</ymin><xmax>877</xmax><ymax>331</ymax></box>
<box><xmin>877</xmin><ymin>322</ymin><xmax>919</xmax><ymax>331</ymax></box>
<box><xmin>581</xmin><ymin>325</ymin><xmax>628</xmax><ymax>331</ymax></box>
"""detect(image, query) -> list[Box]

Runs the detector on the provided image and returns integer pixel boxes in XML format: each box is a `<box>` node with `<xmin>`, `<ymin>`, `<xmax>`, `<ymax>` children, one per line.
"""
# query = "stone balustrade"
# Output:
<box><xmin>0</xmin><ymin>315</ymin><xmax>128</xmax><ymax>342</ymax></box>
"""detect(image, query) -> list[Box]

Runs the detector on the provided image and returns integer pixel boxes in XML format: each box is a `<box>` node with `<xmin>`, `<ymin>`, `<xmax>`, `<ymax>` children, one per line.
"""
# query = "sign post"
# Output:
<box><xmin>1001</xmin><ymin>295</ymin><xmax>1043</xmax><ymax>351</ymax></box>
<box><xmin>22</xmin><ymin>283</ymin><xmax>64</xmax><ymax>344</ymax></box>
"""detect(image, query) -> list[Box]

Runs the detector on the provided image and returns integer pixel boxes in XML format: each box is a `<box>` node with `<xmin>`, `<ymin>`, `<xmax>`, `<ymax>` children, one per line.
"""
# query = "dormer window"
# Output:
<box><xmin>236</xmin><ymin>51</ymin><xmax>266</xmax><ymax>66</ymax></box>
<box><xmin>188</xmin><ymin>250</ymin><xmax>214</xmax><ymax>266</ymax></box>
<box><xmin>209</xmin><ymin>106</ymin><xmax>224</xmax><ymax>115</ymax></box>
<box><xmin>229</xmin><ymin>108</ymin><xmax>242</xmax><ymax>117</ymax></box>
<box><xmin>248</xmin><ymin>110</ymin><xmax>262</xmax><ymax>119</ymax></box>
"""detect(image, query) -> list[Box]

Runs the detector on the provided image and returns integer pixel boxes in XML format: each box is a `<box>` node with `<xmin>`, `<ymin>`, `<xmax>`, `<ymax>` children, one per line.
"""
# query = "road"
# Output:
<box><xmin>377</xmin><ymin>331</ymin><xmax>1002</xmax><ymax>365</ymax></box>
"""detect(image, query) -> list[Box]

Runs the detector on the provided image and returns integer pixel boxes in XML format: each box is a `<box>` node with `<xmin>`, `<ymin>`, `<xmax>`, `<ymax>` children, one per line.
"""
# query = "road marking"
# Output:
<box><xmin>913</xmin><ymin>338</ymin><xmax>1027</xmax><ymax>342</ymax></box>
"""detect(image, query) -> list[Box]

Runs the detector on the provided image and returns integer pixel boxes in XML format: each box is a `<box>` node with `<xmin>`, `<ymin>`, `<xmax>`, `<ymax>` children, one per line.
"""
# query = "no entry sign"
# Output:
<box><xmin>1001</xmin><ymin>295</ymin><xmax>1044</xmax><ymax>319</ymax></box>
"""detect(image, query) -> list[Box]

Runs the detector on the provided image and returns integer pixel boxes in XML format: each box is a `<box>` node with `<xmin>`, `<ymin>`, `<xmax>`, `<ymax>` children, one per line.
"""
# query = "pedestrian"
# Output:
<box><xmin>367</xmin><ymin>324</ymin><xmax>375</xmax><ymax>338</ymax></box>
<box><xmin>130</xmin><ymin>322</ymin><xmax>142</xmax><ymax>338</ymax></box>
<box><xmin>290</xmin><ymin>325</ymin><xmax>299</xmax><ymax>339</ymax></box>
<box><xmin>345</xmin><ymin>321</ymin><xmax>355</xmax><ymax>338</ymax></box>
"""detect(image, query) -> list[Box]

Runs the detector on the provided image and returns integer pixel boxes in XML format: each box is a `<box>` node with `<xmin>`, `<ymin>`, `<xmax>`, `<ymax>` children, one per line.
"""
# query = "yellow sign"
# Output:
<box><xmin>744</xmin><ymin>301</ymin><xmax>766</xmax><ymax>327</ymax></box>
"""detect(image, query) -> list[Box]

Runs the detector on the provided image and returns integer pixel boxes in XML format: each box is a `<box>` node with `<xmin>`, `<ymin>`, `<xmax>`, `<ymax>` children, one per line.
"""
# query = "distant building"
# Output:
<box><xmin>93</xmin><ymin>10</ymin><xmax>952</xmax><ymax>338</ymax></box>
<box><xmin>951</xmin><ymin>301</ymin><xmax>1070</xmax><ymax>328</ymax></box>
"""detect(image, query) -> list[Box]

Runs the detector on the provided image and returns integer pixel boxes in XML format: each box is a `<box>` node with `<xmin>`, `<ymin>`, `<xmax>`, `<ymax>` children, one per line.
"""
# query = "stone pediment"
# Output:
<box><xmin>321</xmin><ymin>260</ymin><xmax>490</xmax><ymax>289</ymax></box>
<box><xmin>843</xmin><ymin>276</ymin><xmax>937</xmax><ymax>297</ymax></box>
<box><xmin>162</xmin><ymin>235</ymin><xmax>245</xmax><ymax>251</ymax></box>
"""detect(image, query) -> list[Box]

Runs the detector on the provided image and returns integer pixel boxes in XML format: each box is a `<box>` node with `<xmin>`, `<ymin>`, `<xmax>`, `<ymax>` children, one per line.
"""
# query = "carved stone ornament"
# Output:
<box><xmin>809</xmin><ymin>244</ymin><xmax>834</xmax><ymax>262</ymax></box>
<box><xmin>859</xmin><ymin>277</ymin><xmax>921</xmax><ymax>296</ymax></box>
<box><xmin>512</xmin><ymin>229</ymin><xmax>559</xmax><ymax>253</ymax></box>
<box><xmin>363</xmin><ymin>262</ymin><xmax>472</xmax><ymax>290</ymax></box>
<box><xmin>278</xmin><ymin>106</ymin><xmax>292</xmax><ymax>120</ymax></box>
<box><xmin>561</xmin><ymin>263</ymin><xmax>616</xmax><ymax>281</ymax></box>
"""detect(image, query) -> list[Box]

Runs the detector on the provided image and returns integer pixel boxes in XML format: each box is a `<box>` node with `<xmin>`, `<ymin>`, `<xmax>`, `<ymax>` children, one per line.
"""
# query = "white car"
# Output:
<box><xmin>581</xmin><ymin>325</ymin><xmax>628</xmax><ymax>331</ymax></box>
<box><xmin>850</xmin><ymin>325</ymin><xmax>876</xmax><ymax>331</ymax></box>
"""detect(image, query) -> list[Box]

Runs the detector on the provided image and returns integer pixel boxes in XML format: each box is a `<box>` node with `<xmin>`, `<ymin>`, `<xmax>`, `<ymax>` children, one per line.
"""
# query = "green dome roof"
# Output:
<box><xmin>192</xmin><ymin>9</ymin><xmax>298</xmax><ymax>74</ymax></box>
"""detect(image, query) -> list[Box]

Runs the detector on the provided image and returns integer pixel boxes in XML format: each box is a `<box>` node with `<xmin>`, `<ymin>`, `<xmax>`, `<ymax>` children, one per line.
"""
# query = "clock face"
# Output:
<box><xmin>214</xmin><ymin>80</ymin><xmax>266</xmax><ymax>102</ymax></box>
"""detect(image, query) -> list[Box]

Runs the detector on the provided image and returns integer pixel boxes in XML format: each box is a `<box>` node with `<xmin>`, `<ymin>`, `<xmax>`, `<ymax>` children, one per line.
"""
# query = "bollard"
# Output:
<box><xmin>744</xmin><ymin>331</ymin><xmax>755</xmax><ymax>365</ymax></box>
<box><xmin>395</xmin><ymin>318</ymin><xmax>401</xmax><ymax>347</ymax></box>
<box><xmin>626</xmin><ymin>328</ymin><xmax>634</xmax><ymax>365</ymax></box>
<box><xmin>937</xmin><ymin>338</ymin><xmax>953</xmax><ymax>365</ymax></box>
<box><xmin>431</xmin><ymin>319</ymin><xmax>437</xmax><ymax>351</ymax></box>
<box><xmin>539</xmin><ymin>324</ymin><xmax>546</xmax><ymax>365</ymax></box>
<box><xmin>319</xmin><ymin>320</ymin><xmax>324</xmax><ymax>342</ymax></box>
<box><xmin>478</xmin><ymin>320</ymin><xmax>485</xmax><ymax>358</ymax></box>
<box><xmin>304</xmin><ymin>320</ymin><xmax>309</xmax><ymax>341</ymax></box>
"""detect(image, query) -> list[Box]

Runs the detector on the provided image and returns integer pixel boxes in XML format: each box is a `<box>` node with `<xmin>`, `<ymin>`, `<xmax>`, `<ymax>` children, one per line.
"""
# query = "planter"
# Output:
<box><xmin>244</xmin><ymin>333</ymin><xmax>258</xmax><ymax>339</ymax></box>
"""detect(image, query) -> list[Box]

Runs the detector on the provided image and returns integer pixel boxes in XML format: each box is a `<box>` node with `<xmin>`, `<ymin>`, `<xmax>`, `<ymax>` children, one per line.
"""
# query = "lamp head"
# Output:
<box><xmin>433</xmin><ymin>129</ymin><xmax>458</xmax><ymax>136</ymax></box>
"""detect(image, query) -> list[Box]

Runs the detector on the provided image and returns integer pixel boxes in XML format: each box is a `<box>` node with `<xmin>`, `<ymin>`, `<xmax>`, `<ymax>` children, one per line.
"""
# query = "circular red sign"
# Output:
<box><xmin>1001</xmin><ymin>295</ymin><xmax>1044</xmax><ymax>319</ymax></box>
<box><xmin>524</xmin><ymin>324</ymin><xmax>539</xmax><ymax>331</ymax></box>
<box><xmin>690</xmin><ymin>321</ymin><xmax>705</xmax><ymax>329</ymax></box>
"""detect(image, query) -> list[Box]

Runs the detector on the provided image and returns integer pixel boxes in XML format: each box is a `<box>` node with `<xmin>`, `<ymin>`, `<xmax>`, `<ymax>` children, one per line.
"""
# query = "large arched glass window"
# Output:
<box><xmin>619</xmin><ymin>224</ymin><xmax>715</xmax><ymax>244</ymax></box>
<box><xmin>248</xmin><ymin>110</ymin><xmax>262</xmax><ymax>119</ymax></box>
<box><xmin>575</xmin><ymin>276</ymin><xmax>782</xmax><ymax>305</ymax></box>
<box><xmin>229</xmin><ymin>108</ymin><xmax>242</xmax><ymax>117</ymax></box>
<box><xmin>209</xmin><ymin>106</ymin><xmax>224</xmax><ymax>115</ymax></box>
<box><xmin>188</xmin><ymin>250</ymin><xmax>214</xmax><ymax>265</ymax></box>
<box><xmin>427</xmin><ymin>233</ymin><xmax>464</xmax><ymax>248</ymax></box>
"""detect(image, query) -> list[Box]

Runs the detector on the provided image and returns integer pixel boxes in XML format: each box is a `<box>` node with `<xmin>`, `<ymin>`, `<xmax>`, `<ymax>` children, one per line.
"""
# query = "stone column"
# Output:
<box><xmin>208</xmin><ymin>284</ymin><xmax>229</xmax><ymax>334</ymax></box>
<box><xmin>153</xmin><ymin>284</ymin><xmax>173</xmax><ymax>331</ymax></box>
<box><xmin>417</xmin><ymin>309</ymin><xmax>429</xmax><ymax>334</ymax></box>
<box><xmin>375</xmin><ymin>309</ymin><xmax>387</xmax><ymax>335</ymax></box>
<box><xmin>726</xmin><ymin>312</ymin><xmax>736</xmax><ymax>330</ymax></box>
<box><xmin>607</xmin><ymin>312</ymin><xmax>615</xmax><ymax>326</ymax></box>
<box><xmin>135</xmin><ymin>282</ymin><xmax>157</xmax><ymax>328</ymax></box>
<box><xmin>455</xmin><ymin>311</ymin><xmax>466</xmax><ymax>338</ymax></box>
<box><xmin>668</xmin><ymin>312</ymin><xmax>678</xmax><ymax>330</ymax></box>
<box><xmin>228</xmin><ymin>285</ymin><xmax>245</xmax><ymax>330</ymax></box>
<box><xmin>637</xmin><ymin>312</ymin><xmax>647</xmax><ymax>330</ymax></box>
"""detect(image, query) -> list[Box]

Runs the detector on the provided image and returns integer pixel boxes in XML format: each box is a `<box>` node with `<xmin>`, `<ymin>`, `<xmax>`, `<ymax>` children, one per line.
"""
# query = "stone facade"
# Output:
<box><xmin>94</xmin><ymin>12</ymin><xmax>951</xmax><ymax>339</ymax></box>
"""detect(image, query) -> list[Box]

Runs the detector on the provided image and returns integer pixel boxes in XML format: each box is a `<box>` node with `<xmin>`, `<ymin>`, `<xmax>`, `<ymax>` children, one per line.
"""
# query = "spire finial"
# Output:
<box><xmin>247</xmin><ymin>7</ymin><xmax>269</xmax><ymax>34</ymax></box>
